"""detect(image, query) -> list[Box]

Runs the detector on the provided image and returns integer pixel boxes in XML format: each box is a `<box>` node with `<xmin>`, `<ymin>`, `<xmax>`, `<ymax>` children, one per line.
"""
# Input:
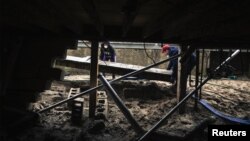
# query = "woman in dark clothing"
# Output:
<box><xmin>100</xmin><ymin>41</ymin><xmax>116</xmax><ymax>79</ymax></box>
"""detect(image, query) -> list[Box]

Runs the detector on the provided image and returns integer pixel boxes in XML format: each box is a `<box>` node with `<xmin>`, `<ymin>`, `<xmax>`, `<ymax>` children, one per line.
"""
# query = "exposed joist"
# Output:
<box><xmin>2</xmin><ymin>0</ymin><xmax>63</xmax><ymax>34</ymax></box>
<box><xmin>121</xmin><ymin>0</ymin><xmax>151</xmax><ymax>37</ymax></box>
<box><xmin>143</xmin><ymin>0</ymin><xmax>189</xmax><ymax>38</ymax></box>
<box><xmin>161</xmin><ymin>0</ymin><xmax>224</xmax><ymax>39</ymax></box>
<box><xmin>122</xmin><ymin>0</ymin><xmax>139</xmax><ymax>37</ymax></box>
<box><xmin>183</xmin><ymin>16</ymin><xmax>250</xmax><ymax>44</ymax></box>
<box><xmin>163</xmin><ymin>0</ymin><xmax>249</xmax><ymax>40</ymax></box>
<box><xmin>144</xmin><ymin>0</ymin><xmax>220</xmax><ymax>39</ymax></box>
<box><xmin>46</xmin><ymin>0</ymin><xmax>87</xmax><ymax>35</ymax></box>
<box><xmin>81</xmin><ymin>0</ymin><xmax>104</xmax><ymax>36</ymax></box>
<box><xmin>143</xmin><ymin>0</ymin><xmax>246</xmax><ymax>41</ymax></box>
<box><xmin>55</xmin><ymin>56</ymin><xmax>172</xmax><ymax>82</ymax></box>
<box><xmin>3</xmin><ymin>0</ymin><xmax>249</xmax><ymax>43</ymax></box>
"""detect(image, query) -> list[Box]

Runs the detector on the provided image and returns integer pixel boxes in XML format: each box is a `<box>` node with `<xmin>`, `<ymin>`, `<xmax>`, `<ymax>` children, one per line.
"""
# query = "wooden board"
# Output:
<box><xmin>56</xmin><ymin>55</ymin><xmax>172</xmax><ymax>82</ymax></box>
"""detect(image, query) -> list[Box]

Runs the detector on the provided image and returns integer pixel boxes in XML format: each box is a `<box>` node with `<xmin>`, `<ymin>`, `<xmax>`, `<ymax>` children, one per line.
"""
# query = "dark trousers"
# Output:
<box><xmin>102</xmin><ymin>58</ymin><xmax>116</xmax><ymax>79</ymax></box>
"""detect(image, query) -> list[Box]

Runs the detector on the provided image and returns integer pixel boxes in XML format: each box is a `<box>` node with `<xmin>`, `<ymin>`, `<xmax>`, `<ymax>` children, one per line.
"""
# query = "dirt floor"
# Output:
<box><xmin>7</xmin><ymin>73</ymin><xmax>250</xmax><ymax>141</ymax></box>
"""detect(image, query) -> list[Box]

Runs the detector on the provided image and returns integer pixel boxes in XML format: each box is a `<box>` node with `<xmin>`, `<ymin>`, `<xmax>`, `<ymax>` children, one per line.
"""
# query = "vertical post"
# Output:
<box><xmin>194</xmin><ymin>49</ymin><xmax>200</xmax><ymax>110</ymax></box>
<box><xmin>89</xmin><ymin>40</ymin><xmax>99</xmax><ymax>118</ymax></box>
<box><xmin>199</xmin><ymin>49</ymin><xmax>205</xmax><ymax>98</ymax></box>
<box><xmin>240</xmin><ymin>49</ymin><xmax>244</xmax><ymax>75</ymax></box>
<box><xmin>177</xmin><ymin>45</ymin><xmax>188</xmax><ymax>114</ymax></box>
<box><xmin>0</xmin><ymin>39</ymin><xmax>3</xmax><ymax>133</ymax></box>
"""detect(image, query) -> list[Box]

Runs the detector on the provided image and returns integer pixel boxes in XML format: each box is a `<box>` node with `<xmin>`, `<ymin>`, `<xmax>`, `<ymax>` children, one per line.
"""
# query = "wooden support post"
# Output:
<box><xmin>194</xmin><ymin>49</ymin><xmax>200</xmax><ymax>110</ymax></box>
<box><xmin>199</xmin><ymin>49</ymin><xmax>205</xmax><ymax>99</ymax></box>
<box><xmin>89</xmin><ymin>40</ymin><xmax>99</xmax><ymax>118</ymax></box>
<box><xmin>177</xmin><ymin>46</ymin><xmax>188</xmax><ymax>114</ymax></box>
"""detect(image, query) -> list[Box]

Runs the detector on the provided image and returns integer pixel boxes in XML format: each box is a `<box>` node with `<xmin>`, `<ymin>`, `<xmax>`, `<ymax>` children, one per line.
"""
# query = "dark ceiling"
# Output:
<box><xmin>2</xmin><ymin>0</ymin><xmax>250</xmax><ymax>45</ymax></box>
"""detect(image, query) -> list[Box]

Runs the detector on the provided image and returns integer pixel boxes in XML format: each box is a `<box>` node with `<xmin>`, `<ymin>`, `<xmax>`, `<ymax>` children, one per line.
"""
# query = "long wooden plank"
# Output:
<box><xmin>56</xmin><ymin>55</ymin><xmax>172</xmax><ymax>81</ymax></box>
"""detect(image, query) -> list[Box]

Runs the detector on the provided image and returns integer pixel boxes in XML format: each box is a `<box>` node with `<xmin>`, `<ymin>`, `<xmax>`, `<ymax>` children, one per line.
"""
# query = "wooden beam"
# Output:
<box><xmin>177</xmin><ymin>46</ymin><xmax>188</xmax><ymax>114</ymax></box>
<box><xmin>122</xmin><ymin>0</ymin><xmax>138</xmax><ymax>37</ymax></box>
<box><xmin>161</xmin><ymin>0</ymin><xmax>223</xmax><ymax>39</ymax></box>
<box><xmin>194</xmin><ymin>49</ymin><xmax>200</xmax><ymax>110</ymax></box>
<box><xmin>2</xmin><ymin>0</ymin><xmax>64</xmax><ymax>34</ymax></box>
<box><xmin>184</xmin><ymin>16</ymin><xmax>250</xmax><ymax>41</ymax></box>
<box><xmin>143</xmin><ymin>0</ymin><xmax>191</xmax><ymax>38</ymax></box>
<box><xmin>55</xmin><ymin>55</ymin><xmax>172</xmax><ymax>82</ymax></box>
<box><xmin>144</xmin><ymin>0</ymin><xmax>246</xmax><ymax>40</ymax></box>
<box><xmin>122</xmin><ymin>0</ymin><xmax>151</xmax><ymax>36</ymax></box>
<box><xmin>81</xmin><ymin>0</ymin><xmax>104</xmax><ymax>36</ymax></box>
<box><xmin>163</xmin><ymin>1</ymin><xmax>249</xmax><ymax>40</ymax></box>
<box><xmin>89</xmin><ymin>41</ymin><xmax>99</xmax><ymax>118</ymax></box>
<box><xmin>35</xmin><ymin>0</ymin><xmax>88</xmax><ymax>35</ymax></box>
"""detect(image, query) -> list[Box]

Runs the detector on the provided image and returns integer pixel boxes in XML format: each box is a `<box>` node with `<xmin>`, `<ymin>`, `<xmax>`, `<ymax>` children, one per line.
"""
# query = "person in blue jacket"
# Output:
<box><xmin>100</xmin><ymin>41</ymin><xmax>116</xmax><ymax>79</ymax></box>
<box><xmin>162</xmin><ymin>44</ymin><xmax>196</xmax><ymax>84</ymax></box>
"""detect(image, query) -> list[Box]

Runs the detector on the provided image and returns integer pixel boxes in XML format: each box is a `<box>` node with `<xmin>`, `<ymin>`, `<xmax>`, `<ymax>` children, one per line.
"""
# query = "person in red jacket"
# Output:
<box><xmin>162</xmin><ymin>44</ymin><xmax>196</xmax><ymax>92</ymax></box>
<box><xmin>162</xmin><ymin>44</ymin><xmax>179</xmax><ymax>83</ymax></box>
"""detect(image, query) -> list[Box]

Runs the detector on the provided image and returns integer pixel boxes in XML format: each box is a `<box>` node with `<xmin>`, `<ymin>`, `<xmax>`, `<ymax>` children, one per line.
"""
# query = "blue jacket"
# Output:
<box><xmin>167</xmin><ymin>47</ymin><xmax>179</xmax><ymax>70</ymax></box>
<box><xmin>167</xmin><ymin>47</ymin><xmax>196</xmax><ymax>82</ymax></box>
<box><xmin>167</xmin><ymin>47</ymin><xmax>196</xmax><ymax>71</ymax></box>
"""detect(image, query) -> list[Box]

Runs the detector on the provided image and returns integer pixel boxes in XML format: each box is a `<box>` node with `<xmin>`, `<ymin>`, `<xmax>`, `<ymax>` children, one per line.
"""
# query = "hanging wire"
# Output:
<box><xmin>143</xmin><ymin>42</ymin><xmax>156</xmax><ymax>64</ymax></box>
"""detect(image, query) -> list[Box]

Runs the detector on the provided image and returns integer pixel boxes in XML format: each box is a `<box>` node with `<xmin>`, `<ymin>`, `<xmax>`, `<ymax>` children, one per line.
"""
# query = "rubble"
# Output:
<box><xmin>5</xmin><ymin>77</ymin><xmax>250</xmax><ymax>141</ymax></box>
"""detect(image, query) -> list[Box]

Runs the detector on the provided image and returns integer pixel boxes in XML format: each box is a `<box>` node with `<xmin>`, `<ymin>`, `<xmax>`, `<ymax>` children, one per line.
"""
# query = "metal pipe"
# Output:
<box><xmin>38</xmin><ymin>54</ymin><xmax>181</xmax><ymax>113</ymax></box>
<box><xmin>99</xmin><ymin>74</ymin><xmax>144</xmax><ymax>134</ymax></box>
<box><xmin>137</xmin><ymin>49</ymin><xmax>240</xmax><ymax>141</ymax></box>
